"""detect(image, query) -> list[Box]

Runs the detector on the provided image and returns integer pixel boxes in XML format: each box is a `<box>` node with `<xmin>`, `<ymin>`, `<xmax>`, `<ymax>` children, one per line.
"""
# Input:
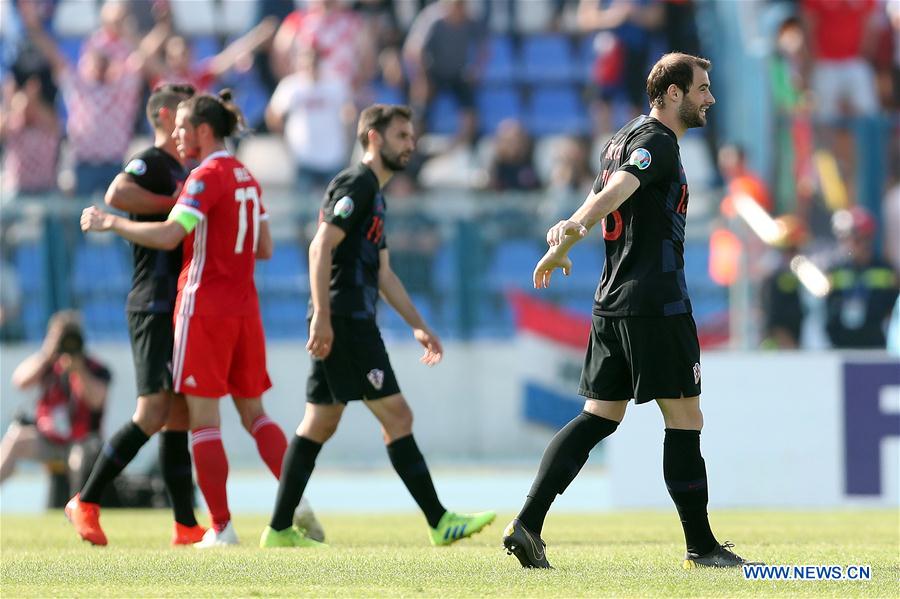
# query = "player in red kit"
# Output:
<box><xmin>80</xmin><ymin>90</ymin><xmax>322</xmax><ymax>547</ymax></box>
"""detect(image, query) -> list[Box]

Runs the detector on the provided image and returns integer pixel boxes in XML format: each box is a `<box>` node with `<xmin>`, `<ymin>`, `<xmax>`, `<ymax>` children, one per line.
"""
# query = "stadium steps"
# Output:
<box><xmin>476</xmin><ymin>86</ymin><xmax>523</xmax><ymax>135</ymax></box>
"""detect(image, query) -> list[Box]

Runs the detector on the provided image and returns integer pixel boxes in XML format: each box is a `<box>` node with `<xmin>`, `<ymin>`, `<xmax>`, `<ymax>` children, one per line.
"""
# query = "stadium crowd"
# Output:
<box><xmin>0</xmin><ymin>0</ymin><xmax>898</xmax><ymax>351</ymax></box>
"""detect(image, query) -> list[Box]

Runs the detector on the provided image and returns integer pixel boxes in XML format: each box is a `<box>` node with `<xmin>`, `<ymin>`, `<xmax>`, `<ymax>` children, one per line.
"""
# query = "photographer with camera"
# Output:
<box><xmin>0</xmin><ymin>311</ymin><xmax>111</xmax><ymax>502</ymax></box>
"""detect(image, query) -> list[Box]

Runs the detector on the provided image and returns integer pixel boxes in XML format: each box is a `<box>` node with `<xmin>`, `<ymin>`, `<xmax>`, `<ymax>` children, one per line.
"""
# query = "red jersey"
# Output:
<box><xmin>171</xmin><ymin>151</ymin><xmax>266</xmax><ymax>317</ymax></box>
<box><xmin>36</xmin><ymin>356</ymin><xmax>111</xmax><ymax>444</ymax></box>
<box><xmin>802</xmin><ymin>0</ymin><xmax>875</xmax><ymax>60</ymax></box>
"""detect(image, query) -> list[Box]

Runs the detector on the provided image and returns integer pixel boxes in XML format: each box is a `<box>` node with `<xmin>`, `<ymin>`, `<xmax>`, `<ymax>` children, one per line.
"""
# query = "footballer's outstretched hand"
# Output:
<box><xmin>81</xmin><ymin>206</ymin><xmax>116</xmax><ymax>233</ymax></box>
<box><xmin>533</xmin><ymin>247</ymin><xmax>573</xmax><ymax>289</ymax></box>
<box><xmin>413</xmin><ymin>327</ymin><xmax>443</xmax><ymax>366</ymax></box>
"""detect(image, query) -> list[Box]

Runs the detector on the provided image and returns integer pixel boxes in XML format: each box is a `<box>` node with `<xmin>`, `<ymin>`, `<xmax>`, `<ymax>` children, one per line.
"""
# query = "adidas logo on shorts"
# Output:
<box><xmin>184</xmin><ymin>375</ymin><xmax>198</xmax><ymax>387</ymax></box>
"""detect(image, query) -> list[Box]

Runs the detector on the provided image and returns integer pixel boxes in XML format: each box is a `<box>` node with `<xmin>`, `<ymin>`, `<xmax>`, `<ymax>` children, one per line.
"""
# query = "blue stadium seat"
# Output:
<box><xmin>683</xmin><ymin>242</ymin><xmax>711</xmax><ymax>282</ymax></box>
<box><xmin>682</xmin><ymin>242</ymin><xmax>727</xmax><ymax>322</ymax></box>
<box><xmin>488</xmin><ymin>239</ymin><xmax>544</xmax><ymax>290</ymax></box>
<box><xmin>370</xmin><ymin>81</ymin><xmax>406</xmax><ymax>105</ymax></box>
<box><xmin>58</xmin><ymin>36</ymin><xmax>83</xmax><ymax>66</ymax></box>
<box><xmin>22</xmin><ymin>299</ymin><xmax>47</xmax><ymax>341</ymax></box>
<box><xmin>379</xmin><ymin>294</ymin><xmax>434</xmax><ymax>336</ymax></box>
<box><xmin>82</xmin><ymin>298</ymin><xmax>126</xmax><ymax>340</ymax></box>
<box><xmin>261</xmin><ymin>297</ymin><xmax>306</xmax><ymax>339</ymax></box>
<box><xmin>227</xmin><ymin>72</ymin><xmax>268</xmax><ymax>128</ymax></box>
<box><xmin>427</xmin><ymin>92</ymin><xmax>460</xmax><ymax>135</ymax></box>
<box><xmin>525</xmin><ymin>86</ymin><xmax>591</xmax><ymax>136</ymax></box>
<box><xmin>518</xmin><ymin>35</ymin><xmax>577</xmax><ymax>83</ymax></box>
<box><xmin>432</xmin><ymin>243</ymin><xmax>457</xmax><ymax>294</ymax></box>
<box><xmin>191</xmin><ymin>35</ymin><xmax>221</xmax><ymax>61</ymax></box>
<box><xmin>566</xmin><ymin>239</ymin><xmax>605</xmax><ymax>280</ymax></box>
<box><xmin>578</xmin><ymin>35</ymin><xmax>597</xmax><ymax>82</ymax></box>
<box><xmin>561</xmin><ymin>297</ymin><xmax>592</xmax><ymax>316</ymax></box>
<box><xmin>482</xmin><ymin>35</ymin><xmax>516</xmax><ymax>84</ymax></box>
<box><xmin>256</xmin><ymin>244</ymin><xmax>307</xmax><ymax>294</ymax></box>
<box><xmin>73</xmin><ymin>242</ymin><xmax>130</xmax><ymax>296</ymax></box>
<box><xmin>476</xmin><ymin>298</ymin><xmax>515</xmax><ymax>337</ymax></box>
<box><xmin>477</xmin><ymin>86</ymin><xmax>522</xmax><ymax>134</ymax></box>
<box><xmin>14</xmin><ymin>243</ymin><xmax>45</xmax><ymax>294</ymax></box>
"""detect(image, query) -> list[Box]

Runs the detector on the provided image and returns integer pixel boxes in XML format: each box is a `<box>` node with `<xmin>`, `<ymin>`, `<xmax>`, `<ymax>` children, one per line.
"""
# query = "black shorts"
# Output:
<box><xmin>127</xmin><ymin>311</ymin><xmax>174</xmax><ymax>397</ymax></box>
<box><xmin>578</xmin><ymin>313</ymin><xmax>702</xmax><ymax>404</ymax></box>
<box><xmin>307</xmin><ymin>317</ymin><xmax>401</xmax><ymax>404</ymax></box>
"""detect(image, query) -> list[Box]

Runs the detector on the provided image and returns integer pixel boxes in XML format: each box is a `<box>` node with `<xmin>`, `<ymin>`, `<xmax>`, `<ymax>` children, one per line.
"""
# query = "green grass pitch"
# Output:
<box><xmin>2</xmin><ymin>510</ymin><xmax>897</xmax><ymax>597</ymax></box>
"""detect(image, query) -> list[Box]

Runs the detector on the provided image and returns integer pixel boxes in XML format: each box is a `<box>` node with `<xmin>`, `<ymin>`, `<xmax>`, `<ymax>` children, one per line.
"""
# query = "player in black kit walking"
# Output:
<box><xmin>65</xmin><ymin>84</ymin><xmax>209</xmax><ymax>546</ymax></box>
<box><xmin>502</xmin><ymin>54</ymin><xmax>761</xmax><ymax>569</ymax></box>
<box><xmin>260</xmin><ymin>104</ymin><xmax>495</xmax><ymax>548</ymax></box>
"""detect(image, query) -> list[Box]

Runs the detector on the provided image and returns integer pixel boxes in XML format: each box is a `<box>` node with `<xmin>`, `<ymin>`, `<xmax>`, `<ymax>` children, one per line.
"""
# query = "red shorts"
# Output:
<box><xmin>172</xmin><ymin>313</ymin><xmax>272</xmax><ymax>398</ymax></box>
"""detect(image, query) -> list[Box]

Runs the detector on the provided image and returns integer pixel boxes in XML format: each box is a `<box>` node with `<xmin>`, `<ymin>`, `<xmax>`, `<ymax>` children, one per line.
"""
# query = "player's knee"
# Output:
<box><xmin>396</xmin><ymin>409</ymin><xmax>413</xmax><ymax>434</ymax></box>
<box><xmin>384</xmin><ymin>403</ymin><xmax>413</xmax><ymax>437</ymax></box>
<box><xmin>164</xmin><ymin>399</ymin><xmax>190</xmax><ymax>431</ymax></box>
<box><xmin>234</xmin><ymin>400</ymin><xmax>265</xmax><ymax>432</ymax></box>
<box><xmin>584</xmin><ymin>399</ymin><xmax>627</xmax><ymax>423</ymax></box>
<box><xmin>134</xmin><ymin>393</ymin><xmax>171</xmax><ymax>434</ymax></box>
<box><xmin>662</xmin><ymin>409</ymin><xmax>703</xmax><ymax>431</ymax></box>
<box><xmin>240</xmin><ymin>412</ymin><xmax>257</xmax><ymax>433</ymax></box>
<box><xmin>299</xmin><ymin>415</ymin><xmax>340</xmax><ymax>443</ymax></box>
<box><xmin>133</xmin><ymin>411</ymin><xmax>167</xmax><ymax>435</ymax></box>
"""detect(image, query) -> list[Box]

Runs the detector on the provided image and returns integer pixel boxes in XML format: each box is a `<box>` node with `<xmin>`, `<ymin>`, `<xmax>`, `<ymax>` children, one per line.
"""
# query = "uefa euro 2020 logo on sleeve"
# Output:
<box><xmin>334</xmin><ymin>196</ymin><xmax>354</xmax><ymax>219</ymax></box>
<box><xmin>628</xmin><ymin>148</ymin><xmax>652</xmax><ymax>170</ymax></box>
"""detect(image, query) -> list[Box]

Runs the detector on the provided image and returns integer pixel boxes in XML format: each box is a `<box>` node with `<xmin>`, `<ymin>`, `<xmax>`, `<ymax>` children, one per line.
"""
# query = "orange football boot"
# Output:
<box><xmin>172</xmin><ymin>522</ymin><xmax>208</xmax><ymax>546</ymax></box>
<box><xmin>64</xmin><ymin>494</ymin><xmax>108</xmax><ymax>546</ymax></box>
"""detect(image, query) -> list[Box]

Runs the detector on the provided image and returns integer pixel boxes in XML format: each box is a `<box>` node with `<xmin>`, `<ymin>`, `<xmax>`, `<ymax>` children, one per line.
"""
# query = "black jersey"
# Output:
<box><xmin>315</xmin><ymin>163</ymin><xmax>386</xmax><ymax>320</ymax></box>
<box><xmin>121</xmin><ymin>147</ymin><xmax>188</xmax><ymax>313</ymax></box>
<box><xmin>592</xmin><ymin>116</ymin><xmax>692</xmax><ymax>317</ymax></box>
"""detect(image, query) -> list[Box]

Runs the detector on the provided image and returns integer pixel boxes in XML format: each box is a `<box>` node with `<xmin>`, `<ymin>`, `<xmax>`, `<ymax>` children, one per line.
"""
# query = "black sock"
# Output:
<box><xmin>159</xmin><ymin>431</ymin><xmax>198</xmax><ymax>527</ymax></box>
<box><xmin>80</xmin><ymin>421</ymin><xmax>149</xmax><ymax>504</ymax></box>
<box><xmin>518</xmin><ymin>411</ymin><xmax>619</xmax><ymax>535</ymax></box>
<box><xmin>663</xmin><ymin>428</ymin><xmax>718</xmax><ymax>556</ymax></box>
<box><xmin>270</xmin><ymin>435</ymin><xmax>322</xmax><ymax>531</ymax></box>
<box><xmin>387</xmin><ymin>434</ymin><xmax>446</xmax><ymax>528</ymax></box>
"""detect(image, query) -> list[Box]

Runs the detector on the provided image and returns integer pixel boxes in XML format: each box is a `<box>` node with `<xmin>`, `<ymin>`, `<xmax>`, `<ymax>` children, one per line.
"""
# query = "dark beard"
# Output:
<box><xmin>678</xmin><ymin>97</ymin><xmax>705</xmax><ymax>129</ymax></box>
<box><xmin>380</xmin><ymin>148</ymin><xmax>407</xmax><ymax>172</ymax></box>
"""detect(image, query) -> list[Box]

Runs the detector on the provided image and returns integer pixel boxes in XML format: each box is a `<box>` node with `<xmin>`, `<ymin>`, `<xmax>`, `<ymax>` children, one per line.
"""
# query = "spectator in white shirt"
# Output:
<box><xmin>266</xmin><ymin>47</ymin><xmax>356</xmax><ymax>191</ymax></box>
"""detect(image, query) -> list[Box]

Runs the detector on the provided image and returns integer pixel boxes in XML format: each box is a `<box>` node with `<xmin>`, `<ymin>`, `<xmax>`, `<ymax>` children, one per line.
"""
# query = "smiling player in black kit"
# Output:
<box><xmin>502</xmin><ymin>53</ymin><xmax>762</xmax><ymax>569</ymax></box>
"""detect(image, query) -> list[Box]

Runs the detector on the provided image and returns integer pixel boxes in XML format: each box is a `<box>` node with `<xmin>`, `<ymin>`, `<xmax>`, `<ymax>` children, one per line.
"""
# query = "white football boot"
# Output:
<box><xmin>194</xmin><ymin>521</ymin><xmax>239</xmax><ymax>548</ymax></box>
<box><xmin>293</xmin><ymin>496</ymin><xmax>325</xmax><ymax>543</ymax></box>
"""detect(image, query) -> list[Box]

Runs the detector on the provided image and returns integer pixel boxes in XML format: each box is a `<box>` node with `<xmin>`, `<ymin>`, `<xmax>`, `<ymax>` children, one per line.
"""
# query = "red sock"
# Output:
<box><xmin>251</xmin><ymin>415</ymin><xmax>288</xmax><ymax>479</ymax></box>
<box><xmin>191</xmin><ymin>427</ymin><xmax>230</xmax><ymax>531</ymax></box>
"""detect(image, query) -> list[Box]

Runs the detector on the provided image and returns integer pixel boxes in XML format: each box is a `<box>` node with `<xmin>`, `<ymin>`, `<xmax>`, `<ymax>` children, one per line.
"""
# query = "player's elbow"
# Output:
<box><xmin>161</xmin><ymin>227</ymin><xmax>186</xmax><ymax>250</ymax></box>
<box><xmin>11</xmin><ymin>372</ymin><xmax>31</xmax><ymax>391</ymax></box>
<box><xmin>377</xmin><ymin>264</ymin><xmax>394</xmax><ymax>286</ymax></box>
<box><xmin>104</xmin><ymin>185</ymin><xmax>124</xmax><ymax>210</ymax></box>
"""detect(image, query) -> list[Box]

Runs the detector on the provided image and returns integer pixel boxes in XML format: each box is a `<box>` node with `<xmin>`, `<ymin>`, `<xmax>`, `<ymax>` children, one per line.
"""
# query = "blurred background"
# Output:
<box><xmin>0</xmin><ymin>0</ymin><xmax>897</xmax><ymax>514</ymax></box>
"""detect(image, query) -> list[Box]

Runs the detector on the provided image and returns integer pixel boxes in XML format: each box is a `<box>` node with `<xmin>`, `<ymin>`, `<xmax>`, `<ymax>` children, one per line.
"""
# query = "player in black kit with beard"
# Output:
<box><xmin>261</xmin><ymin>104</ymin><xmax>495</xmax><ymax>549</ymax></box>
<box><xmin>502</xmin><ymin>54</ymin><xmax>762</xmax><ymax>570</ymax></box>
